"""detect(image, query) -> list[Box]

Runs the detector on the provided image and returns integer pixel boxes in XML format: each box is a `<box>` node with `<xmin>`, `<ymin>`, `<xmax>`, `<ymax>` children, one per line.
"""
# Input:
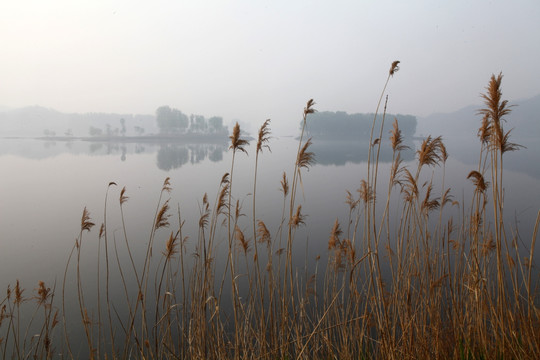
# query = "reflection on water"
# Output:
<box><xmin>157</xmin><ymin>143</ymin><xmax>189</xmax><ymax>170</ymax></box>
<box><xmin>310</xmin><ymin>138</ymin><xmax>415</xmax><ymax>165</ymax></box>
<box><xmin>1</xmin><ymin>135</ymin><xmax>539</xmax><ymax>179</ymax></box>
<box><xmin>0</xmin><ymin>138</ymin><xmax>229</xmax><ymax>170</ymax></box>
<box><xmin>153</xmin><ymin>143</ymin><xmax>226</xmax><ymax>170</ymax></box>
<box><xmin>0</xmin><ymin>137</ymin><xmax>419</xmax><ymax>169</ymax></box>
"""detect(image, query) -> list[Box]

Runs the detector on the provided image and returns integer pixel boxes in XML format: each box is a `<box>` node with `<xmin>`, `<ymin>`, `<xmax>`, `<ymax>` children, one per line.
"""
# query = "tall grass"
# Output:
<box><xmin>1</xmin><ymin>67</ymin><xmax>538</xmax><ymax>359</ymax></box>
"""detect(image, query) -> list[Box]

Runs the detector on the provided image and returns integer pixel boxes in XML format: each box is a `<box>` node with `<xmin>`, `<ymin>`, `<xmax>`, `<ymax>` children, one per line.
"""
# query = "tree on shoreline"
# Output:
<box><xmin>156</xmin><ymin>106</ymin><xmax>189</xmax><ymax>134</ymax></box>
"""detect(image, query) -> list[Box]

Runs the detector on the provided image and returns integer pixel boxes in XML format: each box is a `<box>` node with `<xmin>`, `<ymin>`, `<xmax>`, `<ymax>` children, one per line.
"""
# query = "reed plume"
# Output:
<box><xmin>162</xmin><ymin>176</ymin><xmax>172</xmax><ymax>193</ymax></box>
<box><xmin>297</xmin><ymin>138</ymin><xmax>315</xmax><ymax>170</ymax></box>
<box><xmin>280</xmin><ymin>172</ymin><xmax>289</xmax><ymax>196</ymax></box>
<box><xmin>80</xmin><ymin>207</ymin><xmax>95</xmax><ymax>233</ymax></box>
<box><xmin>155</xmin><ymin>199</ymin><xmax>171</xmax><ymax>229</ymax></box>
<box><xmin>389</xmin><ymin>61</ymin><xmax>400</xmax><ymax>76</ymax></box>
<box><xmin>162</xmin><ymin>231</ymin><xmax>179</xmax><ymax>260</ymax></box>
<box><xmin>328</xmin><ymin>219</ymin><xmax>343</xmax><ymax>250</ymax></box>
<box><xmin>216</xmin><ymin>183</ymin><xmax>229</xmax><ymax>217</ymax></box>
<box><xmin>304</xmin><ymin>98</ymin><xmax>316</xmax><ymax>115</ymax></box>
<box><xmin>235</xmin><ymin>225</ymin><xmax>250</xmax><ymax>255</ymax></box>
<box><xmin>421</xmin><ymin>182</ymin><xmax>440</xmax><ymax>213</ymax></box>
<box><xmin>119</xmin><ymin>186</ymin><xmax>129</xmax><ymax>205</ymax></box>
<box><xmin>358</xmin><ymin>179</ymin><xmax>375</xmax><ymax>204</ymax></box>
<box><xmin>257</xmin><ymin>220</ymin><xmax>271</xmax><ymax>245</ymax></box>
<box><xmin>229</xmin><ymin>122</ymin><xmax>249</xmax><ymax>154</ymax></box>
<box><xmin>467</xmin><ymin>170</ymin><xmax>489</xmax><ymax>193</ymax></box>
<box><xmin>417</xmin><ymin>135</ymin><xmax>445</xmax><ymax>168</ymax></box>
<box><xmin>256</xmin><ymin>119</ymin><xmax>271</xmax><ymax>154</ymax></box>
<box><xmin>36</xmin><ymin>281</ymin><xmax>51</xmax><ymax>305</ymax></box>
<box><xmin>478</xmin><ymin>73</ymin><xmax>512</xmax><ymax>127</ymax></box>
<box><xmin>14</xmin><ymin>280</ymin><xmax>24</xmax><ymax>305</ymax></box>
<box><xmin>390</xmin><ymin>118</ymin><xmax>408</xmax><ymax>152</ymax></box>
<box><xmin>290</xmin><ymin>205</ymin><xmax>306</xmax><ymax>228</ymax></box>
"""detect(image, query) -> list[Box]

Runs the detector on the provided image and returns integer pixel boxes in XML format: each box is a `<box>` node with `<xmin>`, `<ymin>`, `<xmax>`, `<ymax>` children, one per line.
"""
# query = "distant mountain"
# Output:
<box><xmin>417</xmin><ymin>94</ymin><xmax>540</xmax><ymax>140</ymax></box>
<box><xmin>416</xmin><ymin>94</ymin><xmax>540</xmax><ymax>180</ymax></box>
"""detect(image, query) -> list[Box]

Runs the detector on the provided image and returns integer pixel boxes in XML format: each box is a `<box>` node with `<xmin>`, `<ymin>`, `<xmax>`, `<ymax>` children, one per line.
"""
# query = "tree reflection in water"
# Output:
<box><xmin>157</xmin><ymin>143</ymin><xmax>226</xmax><ymax>171</ymax></box>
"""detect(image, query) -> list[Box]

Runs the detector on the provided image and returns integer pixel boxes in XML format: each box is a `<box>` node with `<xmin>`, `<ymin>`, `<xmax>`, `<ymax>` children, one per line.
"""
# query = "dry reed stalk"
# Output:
<box><xmin>252</xmin><ymin>119</ymin><xmax>271</xmax><ymax>346</ymax></box>
<box><xmin>280</xmin><ymin>99</ymin><xmax>316</xmax><ymax>355</ymax></box>
<box><xmin>227</xmin><ymin>122</ymin><xmax>249</xmax><ymax>358</ymax></box>
<box><xmin>476</xmin><ymin>73</ymin><xmax>523</xmax><ymax>348</ymax></box>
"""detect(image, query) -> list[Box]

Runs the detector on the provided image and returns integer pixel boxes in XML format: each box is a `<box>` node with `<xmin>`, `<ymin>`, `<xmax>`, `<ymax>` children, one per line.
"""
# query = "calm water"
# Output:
<box><xmin>1</xmin><ymin>134</ymin><xmax>539</xmax><ymax>296</ymax></box>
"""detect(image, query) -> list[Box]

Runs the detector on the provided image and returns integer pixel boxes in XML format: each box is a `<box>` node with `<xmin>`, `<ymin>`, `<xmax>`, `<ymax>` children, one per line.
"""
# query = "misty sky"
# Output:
<box><xmin>1</xmin><ymin>0</ymin><xmax>539</xmax><ymax>134</ymax></box>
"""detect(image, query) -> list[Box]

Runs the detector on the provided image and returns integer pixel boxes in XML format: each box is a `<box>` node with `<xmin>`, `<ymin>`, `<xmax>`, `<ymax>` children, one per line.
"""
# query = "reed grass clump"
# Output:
<box><xmin>1</xmin><ymin>66</ymin><xmax>538</xmax><ymax>359</ymax></box>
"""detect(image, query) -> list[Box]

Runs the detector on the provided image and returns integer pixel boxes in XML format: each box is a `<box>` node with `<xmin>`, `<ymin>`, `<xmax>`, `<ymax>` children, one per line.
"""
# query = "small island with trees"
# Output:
<box><xmin>83</xmin><ymin>105</ymin><xmax>228</xmax><ymax>142</ymax></box>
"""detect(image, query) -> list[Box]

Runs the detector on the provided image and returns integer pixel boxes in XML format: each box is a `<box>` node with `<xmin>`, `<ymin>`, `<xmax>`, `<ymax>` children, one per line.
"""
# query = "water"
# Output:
<box><xmin>1</xmin><ymin>133</ymin><xmax>539</xmax><ymax>355</ymax></box>
<box><xmin>1</xmin><ymin>134</ymin><xmax>539</xmax><ymax>283</ymax></box>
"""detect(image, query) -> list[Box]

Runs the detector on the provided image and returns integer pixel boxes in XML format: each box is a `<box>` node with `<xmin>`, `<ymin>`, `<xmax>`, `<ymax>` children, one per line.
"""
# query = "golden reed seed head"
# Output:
<box><xmin>120</xmin><ymin>186</ymin><xmax>129</xmax><ymax>205</ymax></box>
<box><xmin>467</xmin><ymin>170</ymin><xmax>489</xmax><ymax>193</ymax></box>
<box><xmin>81</xmin><ymin>207</ymin><xmax>95</xmax><ymax>232</ymax></box>
<box><xmin>304</xmin><ymin>99</ymin><xmax>316</xmax><ymax>116</ymax></box>
<box><xmin>36</xmin><ymin>281</ymin><xmax>50</xmax><ymax>304</ymax></box>
<box><xmin>297</xmin><ymin>138</ymin><xmax>315</xmax><ymax>169</ymax></box>
<box><xmin>229</xmin><ymin>122</ymin><xmax>249</xmax><ymax>154</ymax></box>
<box><xmin>235</xmin><ymin>225</ymin><xmax>250</xmax><ymax>254</ymax></box>
<box><xmin>280</xmin><ymin>172</ymin><xmax>289</xmax><ymax>197</ymax></box>
<box><xmin>417</xmin><ymin>136</ymin><xmax>445</xmax><ymax>168</ymax></box>
<box><xmin>220</xmin><ymin>172</ymin><xmax>229</xmax><ymax>186</ymax></box>
<box><xmin>389</xmin><ymin>60</ymin><xmax>400</xmax><ymax>76</ymax></box>
<box><xmin>256</xmin><ymin>119</ymin><xmax>271</xmax><ymax>154</ymax></box>
<box><xmin>257</xmin><ymin>220</ymin><xmax>271</xmax><ymax>244</ymax></box>
<box><xmin>328</xmin><ymin>219</ymin><xmax>342</xmax><ymax>250</ymax></box>
<box><xmin>162</xmin><ymin>177</ymin><xmax>172</xmax><ymax>193</ymax></box>
<box><xmin>290</xmin><ymin>205</ymin><xmax>306</xmax><ymax>228</ymax></box>
<box><xmin>15</xmin><ymin>279</ymin><xmax>24</xmax><ymax>305</ymax></box>
<box><xmin>163</xmin><ymin>231</ymin><xmax>179</xmax><ymax>259</ymax></box>
<box><xmin>99</xmin><ymin>223</ymin><xmax>105</xmax><ymax>239</ymax></box>
<box><xmin>155</xmin><ymin>199</ymin><xmax>171</xmax><ymax>229</ymax></box>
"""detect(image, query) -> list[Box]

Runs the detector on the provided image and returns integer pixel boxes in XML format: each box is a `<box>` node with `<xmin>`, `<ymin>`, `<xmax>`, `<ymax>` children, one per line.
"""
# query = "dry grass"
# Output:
<box><xmin>1</xmin><ymin>67</ymin><xmax>538</xmax><ymax>359</ymax></box>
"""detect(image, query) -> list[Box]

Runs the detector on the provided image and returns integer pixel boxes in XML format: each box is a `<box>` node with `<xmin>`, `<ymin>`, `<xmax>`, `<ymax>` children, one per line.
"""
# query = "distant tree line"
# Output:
<box><xmin>155</xmin><ymin>106</ymin><xmax>227</xmax><ymax>135</ymax></box>
<box><xmin>303</xmin><ymin>111</ymin><xmax>417</xmax><ymax>139</ymax></box>
<box><xmin>89</xmin><ymin>122</ymin><xmax>123</xmax><ymax>137</ymax></box>
<box><xmin>87</xmin><ymin>118</ymin><xmax>147</xmax><ymax>137</ymax></box>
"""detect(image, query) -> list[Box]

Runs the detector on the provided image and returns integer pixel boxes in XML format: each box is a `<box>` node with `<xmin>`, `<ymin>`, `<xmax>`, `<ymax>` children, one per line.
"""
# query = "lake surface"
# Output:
<box><xmin>1</xmin><ymin>133</ymin><xmax>539</xmax><ymax>346</ymax></box>
<box><xmin>1</xmin><ymin>134</ymin><xmax>539</xmax><ymax>287</ymax></box>
<box><xmin>0</xmin><ymin>130</ymin><xmax>540</xmax><ymax>357</ymax></box>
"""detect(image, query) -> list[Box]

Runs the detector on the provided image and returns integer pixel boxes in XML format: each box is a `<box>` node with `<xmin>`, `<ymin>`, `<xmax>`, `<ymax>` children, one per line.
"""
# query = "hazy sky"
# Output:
<box><xmin>1</xmin><ymin>0</ymin><xmax>539</xmax><ymax>134</ymax></box>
